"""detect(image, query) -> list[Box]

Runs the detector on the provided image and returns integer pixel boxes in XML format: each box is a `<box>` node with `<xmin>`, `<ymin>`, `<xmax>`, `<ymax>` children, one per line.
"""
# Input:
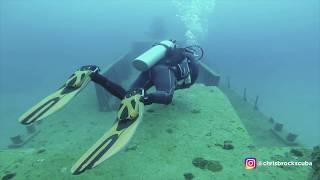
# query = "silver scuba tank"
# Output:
<box><xmin>132</xmin><ymin>40</ymin><xmax>176</xmax><ymax>71</ymax></box>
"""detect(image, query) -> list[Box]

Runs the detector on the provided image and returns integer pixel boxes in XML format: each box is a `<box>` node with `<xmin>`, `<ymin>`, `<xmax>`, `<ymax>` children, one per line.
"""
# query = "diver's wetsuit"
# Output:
<box><xmin>90</xmin><ymin>48</ymin><xmax>199</xmax><ymax>105</ymax></box>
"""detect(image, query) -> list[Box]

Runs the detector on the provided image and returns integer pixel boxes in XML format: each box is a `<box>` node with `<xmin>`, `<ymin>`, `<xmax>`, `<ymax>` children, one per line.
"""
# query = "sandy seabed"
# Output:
<box><xmin>0</xmin><ymin>84</ymin><xmax>311</xmax><ymax>180</ymax></box>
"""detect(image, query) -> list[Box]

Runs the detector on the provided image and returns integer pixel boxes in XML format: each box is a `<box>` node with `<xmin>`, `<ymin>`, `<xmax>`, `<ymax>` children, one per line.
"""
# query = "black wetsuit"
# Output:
<box><xmin>90</xmin><ymin>48</ymin><xmax>199</xmax><ymax>105</ymax></box>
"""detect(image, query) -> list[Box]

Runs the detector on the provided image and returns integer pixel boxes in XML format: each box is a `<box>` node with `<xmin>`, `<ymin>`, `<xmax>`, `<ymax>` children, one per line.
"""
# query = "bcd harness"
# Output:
<box><xmin>170</xmin><ymin>58</ymin><xmax>192</xmax><ymax>88</ymax></box>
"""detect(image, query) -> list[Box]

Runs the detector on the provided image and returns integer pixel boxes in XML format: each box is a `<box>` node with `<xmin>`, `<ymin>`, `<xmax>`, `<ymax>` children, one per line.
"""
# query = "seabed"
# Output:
<box><xmin>0</xmin><ymin>84</ymin><xmax>312</xmax><ymax>180</ymax></box>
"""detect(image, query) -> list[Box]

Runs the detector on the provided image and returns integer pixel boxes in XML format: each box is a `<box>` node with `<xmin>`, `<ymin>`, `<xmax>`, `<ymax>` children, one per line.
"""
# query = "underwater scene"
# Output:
<box><xmin>0</xmin><ymin>0</ymin><xmax>319</xmax><ymax>179</ymax></box>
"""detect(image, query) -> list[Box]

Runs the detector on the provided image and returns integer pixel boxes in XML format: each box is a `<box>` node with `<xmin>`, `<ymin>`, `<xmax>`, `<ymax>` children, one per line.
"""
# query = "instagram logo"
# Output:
<box><xmin>244</xmin><ymin>157</ymin><xmax>256</xmax><ymax>169</ymax></box>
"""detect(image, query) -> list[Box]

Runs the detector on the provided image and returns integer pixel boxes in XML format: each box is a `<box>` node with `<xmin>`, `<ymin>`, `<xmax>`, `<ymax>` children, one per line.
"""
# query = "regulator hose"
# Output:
<box><xmin>184</xmin><ymin>45</ymin><xmax>204</xmax><ymax>61</ymax></box>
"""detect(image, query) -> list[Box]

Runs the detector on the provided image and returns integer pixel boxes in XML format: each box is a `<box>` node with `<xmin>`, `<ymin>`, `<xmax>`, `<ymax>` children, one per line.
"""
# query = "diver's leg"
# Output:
<box><xmin>90</xmin><ymin>72</ymin><xmax>126</xmax><ymax>100</ymax></box>
<box><xmin>144</xmin><ymin>65</ymin><xmax>176</xmax><ymax>105</ymax></box>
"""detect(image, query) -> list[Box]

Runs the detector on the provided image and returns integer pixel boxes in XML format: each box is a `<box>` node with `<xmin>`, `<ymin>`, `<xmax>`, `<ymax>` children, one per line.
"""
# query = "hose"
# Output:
<box><xmin>184</xmin><ymin>45</ymin><xmax>204</xmax><ymax>61</ymax></box>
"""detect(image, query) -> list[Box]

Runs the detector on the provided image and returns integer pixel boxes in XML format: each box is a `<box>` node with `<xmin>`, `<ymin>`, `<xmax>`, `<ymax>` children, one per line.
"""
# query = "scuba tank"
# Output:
<box><xmin>132</xmin><ymin>40</ymin><xmax>204</xmax><ymax>72</ymax></box>
<box><xmin>132</xmin><ymin>40</ymin><xmax>176</xmax><ymax>71</ymax></box>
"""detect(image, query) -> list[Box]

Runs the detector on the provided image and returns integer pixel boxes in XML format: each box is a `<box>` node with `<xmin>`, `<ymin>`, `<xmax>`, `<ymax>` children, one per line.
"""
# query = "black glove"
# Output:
<box><xmin>125</xmin><ymin>88</ymin><xmax>152</xmax><ymax>105</ymax></box>
<box><xmin>140</xmin><ymin>95</ymin><xmax>152</xmax><ymax>105</ymax></box>
<box><xmin>80</xmin><ymin>65</ymin><xmax>100</xmax><ymax>73</ymax></box>
<box><xmin>125</xmin><ymin>88</ymin><xmax>144</xmax><ymax>98</ymax></box>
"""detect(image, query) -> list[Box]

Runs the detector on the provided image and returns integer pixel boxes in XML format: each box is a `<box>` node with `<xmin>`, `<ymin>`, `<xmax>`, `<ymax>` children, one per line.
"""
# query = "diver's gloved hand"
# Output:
<box><xmin>125</xmin><ymin>88</ymin><xmax>152</xmax><ymax>105</ymax></box>
<box><xmin>125</xmin><ymin>88</ymin><xmax>144</xmax><ymax>98</ymax></box>
<box><xmin>136</xmin><ymin>89</ymin><xmax>152</xmax><ymax>105</ymax></box>
<box><xmin>79</xmin><ymin>65</ymin><xmax>100</xmax><ymax>73</ymax></box>
<box><xmin>140</xmin><ymin>95</ymin><xmax>152</xmax><ymax>105</ymax></box>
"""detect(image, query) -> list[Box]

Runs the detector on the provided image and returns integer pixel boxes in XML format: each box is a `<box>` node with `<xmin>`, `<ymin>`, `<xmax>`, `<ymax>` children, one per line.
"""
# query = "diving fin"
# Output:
<box><xmin>19</xmin><ymin>68</ymin><xmax>92</xmax><ymax>125</ymax></box>
<box><xmin>71</xmin><ymin>90</ymin><xmax>144</xmax><ymax>175</ymax></box>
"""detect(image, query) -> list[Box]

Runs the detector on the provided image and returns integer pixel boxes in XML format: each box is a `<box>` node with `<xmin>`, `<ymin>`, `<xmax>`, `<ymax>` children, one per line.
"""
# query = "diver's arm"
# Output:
<box><xmin>186</xmin><ymin>52</ymin><xmax>199</xmax><ymax>86</ymax></box>
<box><xmin>174</xmin><ymin>52</ymin><xmax>199</xmax><ymax>90</ymax></box>
<box><xmin>140</xmin><ymin>91</ymin><xmax>174</xmax><ymax>105</ymax></box>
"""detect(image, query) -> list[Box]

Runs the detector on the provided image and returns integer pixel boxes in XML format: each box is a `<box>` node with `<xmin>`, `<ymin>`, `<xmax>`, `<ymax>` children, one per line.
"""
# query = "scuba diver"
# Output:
<box><xmin>18</xmin><ymin>40</ymin><xmax>204</xmax><ymax>175</ymax></box>
<box><xmin>85</xmin><ymin>40</ymin><xmax>203</xmax><ymax>106</ymax></box>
